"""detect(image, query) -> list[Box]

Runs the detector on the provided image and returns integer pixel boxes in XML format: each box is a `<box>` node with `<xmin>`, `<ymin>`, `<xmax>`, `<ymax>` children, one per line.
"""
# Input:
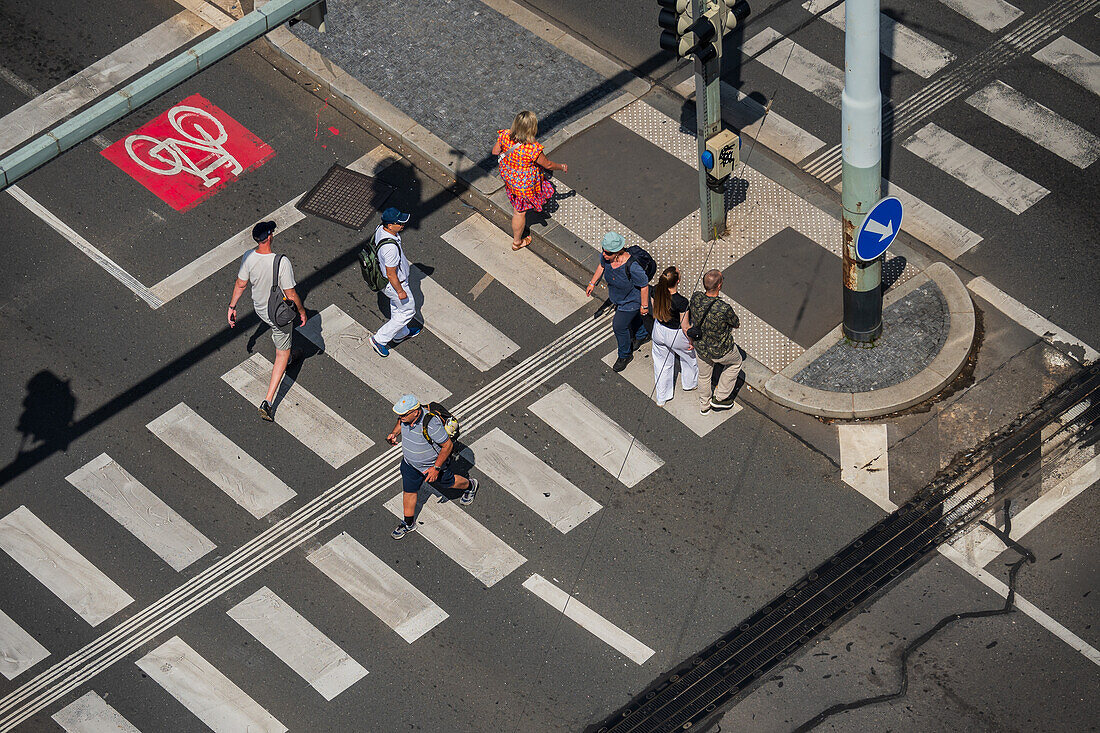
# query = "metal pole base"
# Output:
<box><xmin>842</xmin><ymin>284</ymin><xmax>883</xmax><ymax>342</ymax></box>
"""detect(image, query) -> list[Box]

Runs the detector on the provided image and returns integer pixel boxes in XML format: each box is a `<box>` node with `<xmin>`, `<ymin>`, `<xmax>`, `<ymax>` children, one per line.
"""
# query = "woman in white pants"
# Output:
<box><xmin>650</xmin><ymin>266</ymin><xmax>698</xmax><ymax>405</ymax></box>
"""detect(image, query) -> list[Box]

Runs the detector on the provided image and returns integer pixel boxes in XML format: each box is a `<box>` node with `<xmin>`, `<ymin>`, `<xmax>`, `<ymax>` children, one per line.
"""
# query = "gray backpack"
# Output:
<box><xmin>268</xmin><ymin>254</ymin><xmax>299</xmax><ymax>328</ymax></box>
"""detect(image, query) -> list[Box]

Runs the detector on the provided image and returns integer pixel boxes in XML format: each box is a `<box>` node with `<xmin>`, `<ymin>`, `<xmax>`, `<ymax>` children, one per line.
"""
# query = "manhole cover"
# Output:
<box><xmin>296</xmin><ymin>164</ymin><xmax>394</xmax><ymax>229</ymax></box>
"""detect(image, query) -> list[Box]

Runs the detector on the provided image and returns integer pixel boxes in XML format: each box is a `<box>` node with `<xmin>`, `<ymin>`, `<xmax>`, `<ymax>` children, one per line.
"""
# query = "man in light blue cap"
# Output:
<box><xmin>369</xmin><ymin>207</ymin><xmax>422</xmax><ymax>357</ymax></box>
<box><xmin>386</xmin><ymin>394</ymin><xmax>479</xmax><ymax>539</ymax></box>
<box><xmin>585</xmin><ymin>231</ymin><xmax>651</xmax><ymax>371</ymax></box>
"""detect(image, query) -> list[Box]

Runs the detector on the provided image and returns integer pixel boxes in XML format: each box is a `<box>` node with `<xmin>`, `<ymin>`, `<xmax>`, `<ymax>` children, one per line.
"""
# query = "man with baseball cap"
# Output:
<box><xmin>386</xmin><ymin>394</ymin><xmax>479</xmax><ymax>539</ymax></box>
<box><xmin>369</xmin><ymin>207</ymin><xmax>422</xmax><ymax>357</ymax></box>
<box><xmin>227</xmin><ymin>220</ymin><xmax>307</xmax><ymax>421</ymax></box>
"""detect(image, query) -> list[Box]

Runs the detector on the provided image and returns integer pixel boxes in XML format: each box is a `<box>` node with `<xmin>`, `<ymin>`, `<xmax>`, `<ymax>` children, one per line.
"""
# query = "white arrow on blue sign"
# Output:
<box><xmin>854</xmin><ymin>196</ymin><xmax>903</xmax><ymax>262</ymax></box>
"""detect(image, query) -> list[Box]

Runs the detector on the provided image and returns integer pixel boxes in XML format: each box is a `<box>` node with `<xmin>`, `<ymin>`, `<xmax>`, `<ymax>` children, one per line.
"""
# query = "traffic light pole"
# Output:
<box><xmin>694</xmin><ymin>0</ymin><xmax>726</xmax><ymax>242</ymax></box>
<box><xmin>840</xmin><ymin>0</ymin><xmax>883</xmax><ymax>342</ymax></box>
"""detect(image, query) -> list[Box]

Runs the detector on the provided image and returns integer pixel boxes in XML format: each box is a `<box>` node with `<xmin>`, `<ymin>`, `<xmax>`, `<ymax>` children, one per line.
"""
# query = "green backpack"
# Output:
<box><xmin>358</xmin><ymin>237</ymin><xmax>399</xmax><ymax>292</ymax></box>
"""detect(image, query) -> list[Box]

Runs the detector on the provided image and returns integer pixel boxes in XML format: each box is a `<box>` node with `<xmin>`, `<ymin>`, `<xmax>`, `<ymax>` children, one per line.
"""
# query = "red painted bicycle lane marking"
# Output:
<box><xmin>102</xmin><ymin>94</ymin><xmax>274</xmax><ymax>211</ymax></box>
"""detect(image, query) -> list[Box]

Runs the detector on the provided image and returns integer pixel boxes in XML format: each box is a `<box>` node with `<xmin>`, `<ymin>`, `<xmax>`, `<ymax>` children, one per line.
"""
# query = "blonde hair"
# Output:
<box><xmin>509</xmin><ymin>111</ymin><xmax>539</xmax><ymax>144</ymax></box>
<box><xmin>652</xmin><ymin>267</ymin><xmax>680</xmax><ymax>323</ymax></box>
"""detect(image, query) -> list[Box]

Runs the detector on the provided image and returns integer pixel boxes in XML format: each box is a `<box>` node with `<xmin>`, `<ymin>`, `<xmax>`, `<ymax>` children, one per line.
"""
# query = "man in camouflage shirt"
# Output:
<box><xmin>689</xmin><ymin>270</ymin><xmax>743</xmax><ymax>414</ymax></box>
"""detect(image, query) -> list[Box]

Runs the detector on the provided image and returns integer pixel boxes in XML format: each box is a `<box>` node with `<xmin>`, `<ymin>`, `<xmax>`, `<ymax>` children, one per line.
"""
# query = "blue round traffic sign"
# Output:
<box><xmin>854</xmin><ymin>196</ymin><xmax>903</xmax><ymax>262</ymax></box>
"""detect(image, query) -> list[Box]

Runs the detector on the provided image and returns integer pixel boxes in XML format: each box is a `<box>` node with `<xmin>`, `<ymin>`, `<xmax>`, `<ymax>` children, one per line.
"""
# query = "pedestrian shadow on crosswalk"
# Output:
<box><xmin>15</xmin><ymin>370</ymin><xmax>76</xmax><ymax>456</ymax></box>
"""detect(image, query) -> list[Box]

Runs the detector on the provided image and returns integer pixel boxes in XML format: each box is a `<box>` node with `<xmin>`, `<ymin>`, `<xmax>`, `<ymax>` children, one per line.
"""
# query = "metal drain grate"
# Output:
<box><xmin>296</xmin><ymin>164</ymin><xmax>394</xmax><ymax>230</ymax></box>
<box><xmin>589</xmin><ymin>364</ymin><xmax>1100</xmax><ymax>733</ymax></box>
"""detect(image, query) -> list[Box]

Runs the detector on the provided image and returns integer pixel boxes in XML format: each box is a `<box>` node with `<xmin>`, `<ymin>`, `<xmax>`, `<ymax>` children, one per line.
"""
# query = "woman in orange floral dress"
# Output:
<box><xmin>492</xmin><ymin>111</ymin><xmax>567</xmax><ymax>250</ymax></box>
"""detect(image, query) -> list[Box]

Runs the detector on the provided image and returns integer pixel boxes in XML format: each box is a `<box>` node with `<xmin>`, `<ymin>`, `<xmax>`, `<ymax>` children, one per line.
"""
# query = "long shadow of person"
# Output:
<box><xmin>16</xmin><ymin>371</ymin><xmax>76</xmax><ymax>456</ymax></box>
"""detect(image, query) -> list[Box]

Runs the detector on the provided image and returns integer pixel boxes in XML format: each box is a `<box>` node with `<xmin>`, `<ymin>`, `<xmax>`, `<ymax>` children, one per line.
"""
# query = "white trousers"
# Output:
<box><xmin>651</xmin><ymin>321</ymin><xmax>699</xmax><ymax>402</ymax></box>
<box><xmin>375</xmin><ymin>285</ymin><xmax>416</xmax><ymax>344</ymax></box>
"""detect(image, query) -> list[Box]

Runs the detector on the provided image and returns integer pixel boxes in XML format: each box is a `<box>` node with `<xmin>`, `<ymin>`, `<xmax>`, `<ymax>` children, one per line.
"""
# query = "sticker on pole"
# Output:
<box><xmin>854</xmin><ymin>196</ymin><xmax>903</xmax><ymax>262</ymax></box>
<box><xmin>101</xmin><ymin>94</ymin><xmax>274</xmax><ymax>211</ymax></box>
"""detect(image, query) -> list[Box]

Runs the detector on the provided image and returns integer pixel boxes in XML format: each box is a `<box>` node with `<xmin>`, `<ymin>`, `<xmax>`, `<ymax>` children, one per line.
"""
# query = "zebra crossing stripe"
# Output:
<box><xmin>227</xmin><ymin>586</ymin><xmax>368</xmax><ymax>700</ymax></box>
<box><xmin>298</xmin><ymin>304</ymin><xmax>451</xmax><ymax>405</ymax></box>
<box><xmin>466</xmin><ymin>428</ymin><xmax>601</xmax><ymax>533</ymax></box>
<box><xmin>966</xmin><ymin>80</ymin><xmax>1100</xmax><ymax>168</ymax></box>
<box><xmin>66</xmin><ymin>453</ymin><xmax>216</xmax><ymax>572</ymax></box>
<box><xmin>440</xmin><ymin>214</ymin><xmax>589</xmax><ymax>324</ymax></box>
<box><xmin>136</xmin><ymin>636</ymin><xmax>286</xmax><ymax>733</ymax></box>
<box><xmin>147</xmin><ymin>403</ymin><xmax>296</xmax><ymax>519</ymax></box>
<box><xmin>0</xmin><ymin>507</ymin><xmax>133</xmax><ymax>627</ymax></box>
<box><xmin>936</xmin><ymin>0</ymin><xmax>1022</xmax><ymax>31</ymax></box>
<box><xmin>743</xmin><ymin>27</ymin><xmax>844</xmax><ymax>107</ymax></box>
<box><xmin>411</xmin><ymin>266</ymin><xmax>521</xmax><ymax>371</ymax></box>
<box><xmin>522</xmin><ymin>574</ymin><xmax>655</xmax><ymax>665</ymax></box>
<box><xmin>1033</xmin><ymin>35</ymin><xmax>1100</xmax><ymax>97</ymax></box>
<box><xmin>222</xmin><ymin>354</ymin><xmax>374</xmax><ymax>468</ymax></box>
<box><xmin>903</xmin><ymin>123</ymin><xmax>1050</xmax><ymax>214</ymax></box>
<box><xmin>0</xmin><ymin>608</ymin><xmax>48</xmax><ymax>681</ymax></box>
<box><xmin>51</xmin><ymin>691</ymin><xmax>140</xmax><ymax>733</ymax></box>
<box><xmin>875</xmin><ymin>180</ymin><xmax>983</xmax><ymax>259</ymax></box>
<box><xmin>803</xmin><ymin>0</ymin><xmax>956</xmax><ymax>78</ymax></box>
<box><xmin>0</xmin><ymin>311</ymin><xmax>612</xmax><ymax>731</ymax></box>
<box><xmin>382</xmin><ymin>492</ymin><xmax>526</xmax><ymax>587</ymax></box>
<box><xmin>530</xmin><ymin>383</ymin><xmax>664</xmax><ymax>488</ymax></box>
<box><xmin>307</xmin><ymin>532</ymin><xmax>448</xmax><ymax>642</ymax></box>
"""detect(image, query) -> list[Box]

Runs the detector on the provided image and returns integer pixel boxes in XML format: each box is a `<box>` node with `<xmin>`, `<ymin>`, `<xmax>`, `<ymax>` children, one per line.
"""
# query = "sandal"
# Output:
<box><xmin>511</xmin><ymin>235</ymin><xmax>532</xmax><ymax>251</ymax></box>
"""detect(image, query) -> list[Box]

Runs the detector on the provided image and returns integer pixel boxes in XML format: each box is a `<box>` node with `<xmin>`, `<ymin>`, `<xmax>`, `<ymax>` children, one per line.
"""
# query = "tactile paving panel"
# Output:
<box><xmin>296</xmin><ymin>164</ymin><xmax>395</xmax><ymax>230</ymax></box>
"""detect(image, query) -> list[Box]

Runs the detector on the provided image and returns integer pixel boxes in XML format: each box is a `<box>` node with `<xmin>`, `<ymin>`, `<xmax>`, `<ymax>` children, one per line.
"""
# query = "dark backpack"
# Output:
<box><xmin>421</xmin><ymin>402</ymin><xmax>460</xmax><ymax>446</ymax></box>
<box><xmin>626</xmin><ymin>245</ymin><xmax>657</xmax><ymax>280</ymax></box>
<box><xmin>267</xmin><ymin>254</ymin><xmax>299</xmax><ymax>328</ymax></box>
<box><xmin>358</xmin><ymin>236</ymin><xmax>400</xmax><ymax>292</ymax></box>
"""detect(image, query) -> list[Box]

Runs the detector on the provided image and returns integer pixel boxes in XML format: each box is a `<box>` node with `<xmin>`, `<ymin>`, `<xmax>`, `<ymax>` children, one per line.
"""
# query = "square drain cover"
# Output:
<box><xmin>297</xmin><ymin>164</ymin><xmax>394</xmax><ymax>229</ymax></box>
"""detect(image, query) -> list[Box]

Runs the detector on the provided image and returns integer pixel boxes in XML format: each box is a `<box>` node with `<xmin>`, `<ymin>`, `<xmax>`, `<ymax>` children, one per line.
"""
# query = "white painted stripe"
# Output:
<box><xmin>52</xmin><ymin>691</ymin><xmax>140</xmax><ymax>733</ymax></box>
<box><xmin>936</xmin><ymin>0</ymin><xmax>1022</xmax><ymax>32</ymax></box>
<box><xmin>966</xmin><ymin>453</ymin><xmax>1099</xmax><ymax>569</ymax></box>
<box><xmin>967</xmin><ymin>277</ymin><xmax>1099</xmax><ymax>362</ymax></box>
<box><xmin>411</xmin><ymin>266</ymin><xmax>520</xmax><ymax>371</ymax></box>
<box><xmin>1033</xmin><ymin>36</ymin><xmax>1100</xmax><ymax>97</ymax></box>
<box><xmin>439</xmin><ymin>214</ymin><xmax>589</xmax><ymax>324</ymax></box>
<box><xmin>170</xmin><ymin>0</ymin><xmax>235</xmax><ymax>29</ymax></box>
<box><xmin>136</xmin><ymin>636</ymin><xmax>286</xmax><ymax>733</ymax></box>
<box><xmin>522</xmin><ymin>574</ymin><xmax>655</xmax><ymax>665</ymax></box>
<box><xmin>0</xmin><ymin>11</ymin><xmax>209</xmax><ymax>157</ymax></box>
<box><xmin>0</xmin><ymin>608</ymin><xmax>48</xmax><ymax>681</ymax></box>
<box><xmin>466</xmin><ymin>428</ymin><xmax>601</xmax><ymax>533</ymax></box>
<box><xmin>307</xmin><ymin>532</ymin><xmax>447</xmax><ymax>642</ymax></box>
<box><xmin>600</xmin><ymin>348</ymin><xmax>741</xmax><ymax>437</ymax></box>
<box><xmin>382</xmin><ymin>492</ymin><xmax>526</xmax><ymax>587</ymax></box>
<box><xmin>938</xmin><ymin>545</ymin><xmax>1100</xmax><ymax>666</ymax></box>
<box><xmin>875</xmin><ymin>179</ymin><xmax>983</xmax><ymax>258</ymax></box>
<box><xmin>967</xmin><ymin>80</ymin><xmax>1100</xmax><ymax>168</ymax></box>
<box><xmin>6</xmin><ymin>187</ymin><xmax>161</xmax><ymax>308</ymax></box>
<box><xmin>720</xmin><ymin>81</ymin><xmax>826</xmax><ymax>164</ymax></box>
<box><xmin>227</xmin><ymin>586</ymin><xmax>367</xmax><ymax>700</ymax></box>
<box><xmin>221</xmin><ymin>354</ymin><xmax>373</xmax><ymax>468</ymax></box>
<box><xmin>66</xmin><ymin>453</ymin><xmax>216</xmax><ymax>571</ymax></box>
<box><xmin>0</xmin><ymin>507</ymin><xmax>133</xmax><ymax>626</ymax></box>
<box><xmin>743</xmin><ymin>27</ymin><xmax>845</xmax><ymax>107</ymax></box>
<box><xmin>149</xmin><ymin>197</ymin><xmax>304</xmax><ymax>304</ymax></box>
<box><xmin>803</xmin><ymin>0</ymin><xmax>956</xmax><ymax>78</ymax></box>
<box><xmin>0</xmin><ymin>69</ymin><xmax>107</xmax><ymax>151</ymax></box>
<box><xmin>903</xmin><ymin>123</ymin><xmax>1050</xmax><ymax>214</ymax></box>
<box><xmin>147</xmin><ymin>403</ymin><xmax>296</xmax><ymax>518</ymax></box>
<box><xmin>529</xmin><ymin>383</ymin><xmax>664</xmax><ymax>487</ymax></box>
<box><xmin>298</xmin><ymin>304</ymin><xmax>451</xmax><ymax>405</ymax></box>
<box><xmin>838</xmin><ymin>424</ymin><xmax>893</xmax><ymax>512</ymax></box>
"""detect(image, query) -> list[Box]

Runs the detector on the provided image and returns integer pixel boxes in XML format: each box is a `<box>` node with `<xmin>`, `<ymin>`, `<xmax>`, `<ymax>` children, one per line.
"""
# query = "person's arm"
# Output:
<box><xmin>535</xmin><ymin>152</ymin><xmax>567</xmax><ymax>174</ymax></box>
<box><xmin>492</xmin><ymin>139</ymin><xmax>502</xmax><ymax>156</ymax></box>
<box><xmin>425</xmin><ymin>438</ymin><xmax>454</xmax><ymax>483</ymax></box>
<box><xmin>639</xmin><ymin>285</ymin><xmax>649</xmax><ymax>315</ymax></box>
<box><xmin>386</xmin><ymin>419</ymin><xmax>403</xmax><ymax>445</ymax></box>
<box><xmin>283</xmin><ymin>287</ymin><xmax>307</xmax><ymax>327</ymax></box>
<box><xmin>228</xmin><ymin>278</ymin><xmax>248</xmax><ymax>326</ymax></box>
<box><xmin>385</xmin><ymin>266</ymin><xmax>407</xmax><ymax>300</ymax></box>
<box><xmin>586</xmin><ymin>262</ymin><xmax>605</xmax><ymax>297</ymax></box>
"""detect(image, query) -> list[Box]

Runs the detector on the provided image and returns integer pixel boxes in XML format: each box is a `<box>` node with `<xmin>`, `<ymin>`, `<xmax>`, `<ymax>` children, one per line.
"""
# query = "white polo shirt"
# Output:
<box><xmin>375</xmin><ymin>225</ymin><xmax>410</xmax><ymax>298</ymax></box>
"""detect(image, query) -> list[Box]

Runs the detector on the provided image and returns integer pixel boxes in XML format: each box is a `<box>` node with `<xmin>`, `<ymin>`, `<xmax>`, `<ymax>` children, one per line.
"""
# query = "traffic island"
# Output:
<box><xmin>764</xmin><ymin>263</ymin><xmax>975</xmax><ymax>419</ymax></box>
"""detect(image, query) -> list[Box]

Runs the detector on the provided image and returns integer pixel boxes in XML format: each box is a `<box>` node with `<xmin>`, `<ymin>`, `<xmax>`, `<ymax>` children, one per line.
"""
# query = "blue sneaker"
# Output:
<box><xmin>369</xmin><ymin>337</ymin><xmax>389</xmax><ymax>357</ymax></box>
<box><xmin>391</xmin><ymin>322</ymin><xmax>423</xmax><ymax>345</ymax></box>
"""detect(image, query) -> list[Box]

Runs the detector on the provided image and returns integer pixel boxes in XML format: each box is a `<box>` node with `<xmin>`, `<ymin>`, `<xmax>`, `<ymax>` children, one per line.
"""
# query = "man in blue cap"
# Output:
<box><xmin>369</xmin><ymin>207</ymin><xmax>422</xmax><ymax>357</ymax></box>
<box><xmin>585</xmin><ymin>231</ymin><xmax>650</xmax><ymax>371</ymax></box>
<box><xmin>387</xmin><ymin>394</ymin><xmax>479</xmax><ymax>539</ymax></box>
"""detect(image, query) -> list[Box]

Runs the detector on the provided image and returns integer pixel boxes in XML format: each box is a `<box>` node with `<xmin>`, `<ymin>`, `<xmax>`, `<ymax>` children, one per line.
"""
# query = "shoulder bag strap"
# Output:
<box><xmin>695</xmin><ymin>296</ymin><xmax>717</xmax><ymax>328</ymax></box>
<box><xmin>270</xmin><ymin>254</ymin><xmax>282</xmax><ymax>295</ymax></box>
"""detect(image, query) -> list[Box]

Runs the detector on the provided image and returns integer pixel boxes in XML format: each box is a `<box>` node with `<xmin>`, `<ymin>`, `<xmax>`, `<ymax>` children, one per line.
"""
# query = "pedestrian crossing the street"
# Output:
<box><xmin>136</xmin><ymin>636</ymin><xmax>287</xmax><ymax>733</ymax></box>
<box><xmin>0</xmin><ymin>506</ymin><xmax>133</xmax><ymax>627</ymax></box>
<box><xmin>147</xmin><ymin>403</ymin><xmax>297</xmax><ymax>519</ymax></box>
<box><xmin>222</xmin><ymin>354</ymin><xmax>374</xmax><ymax>468</ymax></box>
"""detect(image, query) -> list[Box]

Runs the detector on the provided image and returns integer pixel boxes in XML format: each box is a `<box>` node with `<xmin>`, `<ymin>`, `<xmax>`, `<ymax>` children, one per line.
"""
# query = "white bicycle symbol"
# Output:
<box><xmin>125</xmin><ymin>105</ymin><xmax>243</xmax><ymax>187</ymax></box>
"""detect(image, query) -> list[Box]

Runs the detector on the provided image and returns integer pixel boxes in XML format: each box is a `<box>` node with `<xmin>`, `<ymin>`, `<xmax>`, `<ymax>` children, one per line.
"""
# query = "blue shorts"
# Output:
<box><xmin>400</xmin><ymin>458</ymin><xmax>456</xmax><ymax>494</ymax></box>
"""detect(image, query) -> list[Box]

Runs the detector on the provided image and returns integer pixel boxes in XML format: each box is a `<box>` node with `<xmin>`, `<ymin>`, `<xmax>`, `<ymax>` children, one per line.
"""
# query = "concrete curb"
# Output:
<box><xmin>763</xmin><ymin>262</ymin><xmax>975</xmax><ymax>419</ymax></box>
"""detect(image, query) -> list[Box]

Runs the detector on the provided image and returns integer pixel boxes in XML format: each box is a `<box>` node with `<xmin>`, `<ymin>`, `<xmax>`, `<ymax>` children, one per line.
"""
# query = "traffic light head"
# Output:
<box><xmin>722</xmin><ymin>0</ymin><xmax>750</xmax><ymax>30</ymax></box>
<box><xmin>658</xmin><ymin>0</ymin><xmax>694</xmax><ymax>57</ymax></box>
